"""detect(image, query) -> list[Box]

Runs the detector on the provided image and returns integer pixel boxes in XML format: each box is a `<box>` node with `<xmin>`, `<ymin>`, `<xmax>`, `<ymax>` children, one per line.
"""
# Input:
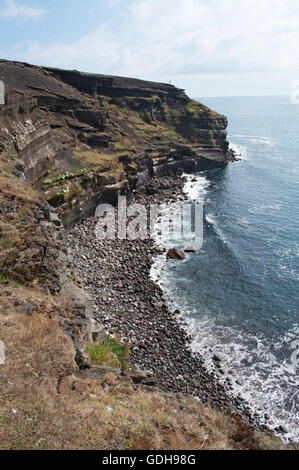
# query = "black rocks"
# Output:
<box><xmin>66</xmin><ymin>176</ymin><xmax>263</xmax><ymax>429</ymax></box>
<box><xmin>167</xmin><ymin>248</ymin><xmax>186</xmax><ymax>260</ymax></box>
<box><xmin>275</xmin><ymin>425</ymin><xmax>288</xmax><ymax>434</ymax></box>
<box><xmin>184</xmin><ymin>245</ymin><xmax>197</xmax><ymax>253</ymax></box>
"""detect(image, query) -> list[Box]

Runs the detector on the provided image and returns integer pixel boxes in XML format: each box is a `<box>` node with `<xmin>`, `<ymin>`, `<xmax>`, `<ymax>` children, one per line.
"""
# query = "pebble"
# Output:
<box><xmin>67</xmin><ymin>176</ymin><xmax>265</xmax><ymax>429</ymax></box>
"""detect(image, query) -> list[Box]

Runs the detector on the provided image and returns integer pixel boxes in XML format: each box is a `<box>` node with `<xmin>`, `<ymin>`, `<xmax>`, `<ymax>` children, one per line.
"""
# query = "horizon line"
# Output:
<box><xmin>194</xmin><ymin>94</ymin><xmax>290</xmax><ymax>99</ymax></box>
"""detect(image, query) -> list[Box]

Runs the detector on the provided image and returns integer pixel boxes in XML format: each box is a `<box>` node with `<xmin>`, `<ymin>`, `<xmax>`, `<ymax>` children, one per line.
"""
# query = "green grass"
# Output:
<box><xmin>184</xmin><ymin>99</ymin><xmax>220</xmax><ymax>118</ymax></box>
<box><xmin>50</xmin><ymin>168</ymin><xmax>87</xmax><ymax>185</ymax></box>
<box><xmin>169</xmin><ymin>99</ymin><xmax>220</xmax><ymax>120</ymax></box>
<box><xmin>44</xmin><ymin>166</ymin><xmax>58</xmax><ymax>177</ymax></box>
<box><xmin>184</xmin><ymin>100</ymin><xmax>206</xmax><ymax>117</ymax></box>
<box><xmin>86</xmin><ymin>336</ymin><xmax>130</xmax><ymax>371</ymax></box>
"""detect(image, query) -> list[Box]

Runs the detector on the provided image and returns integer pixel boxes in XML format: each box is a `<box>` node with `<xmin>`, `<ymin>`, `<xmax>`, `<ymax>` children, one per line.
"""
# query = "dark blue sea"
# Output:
<box><xmin>152</xmin><ymin>96</ymin><xmax>299</xmax><ymax>442</ymax></box>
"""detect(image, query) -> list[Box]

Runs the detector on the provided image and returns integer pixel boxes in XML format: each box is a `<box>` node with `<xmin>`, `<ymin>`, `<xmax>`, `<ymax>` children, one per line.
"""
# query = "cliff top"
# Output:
<box><xmin>0</xmin><ymin>58</ymin><xmax>179</xmax><ymax>88</ymax></box>
<box><xmin>0</xmin><ymin>58</ymin><xmax>229</xmax><ymax>226</ymax></box>
<box><xmin>0</xmin><ymin>58</ymin><xmax>181</xmax><ymax>97</ymax></box>
<box><xmin>0</xmin><ymin>59</ymin><xmax>289</xmax><ymax>451</ymax></box>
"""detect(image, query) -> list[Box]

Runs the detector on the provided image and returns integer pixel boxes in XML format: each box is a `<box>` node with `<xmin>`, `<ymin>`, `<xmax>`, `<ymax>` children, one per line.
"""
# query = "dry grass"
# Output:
<box><xmin>73</xmin><ymin>147</ymin><xmax>118</xmax><ymax>170</ymax></box>
<box><xmin>0</xmin><ymin>282</ymin><xmax>288</xmax><ymax>451</ymax></box>
<box><xmin>0</xmin><ymin>152</ymin><xmax>39</xmax><ymax>204</ymax></box>
<box><xmin>112</xmin><ymin>139</ymin><xmax>136</xmax><ymax>153</ymax></box>
<box><xmin>0</xmin><ymin>150</ymin><xmax>40</xmax><ymax>262</ymax></box>
<box><xmin>0</xmin><ymin>138</ymin><xmax>291</xmax><ymax>451</ymax></box>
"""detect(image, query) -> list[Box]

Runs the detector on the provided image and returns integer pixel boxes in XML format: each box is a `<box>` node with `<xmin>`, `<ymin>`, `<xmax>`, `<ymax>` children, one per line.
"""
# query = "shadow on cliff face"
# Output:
<box><xmin>0</xmin><ymin>59</ymin><xmax>229</xmax><ymax>228</ymax></box>
<box><xmin>0</xmin><ymin>141</ymin><xmax>289</xmax><ymax>451</ymax></box>
<box><xmin>0</xmin><ymin>63</ymin><xmax>292</xmax><ymax>451</ymax></box>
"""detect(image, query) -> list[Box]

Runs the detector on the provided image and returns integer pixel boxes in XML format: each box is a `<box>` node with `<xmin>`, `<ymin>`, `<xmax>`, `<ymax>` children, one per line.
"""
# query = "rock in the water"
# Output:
<box><xmin>167</xmin><ymin>248</ymin><xmax>186</xmax><ymax>260</ymax></box>
<box><xmin>275</xmin><ymin>425</ymin><xmax>288</xmax><ymax>434</ymax></box>
<box><xmin>212</xmin><ymin>354</ymin><xmax>221</xmax><ymax>363</ymax></box>
<box><xmin>184</xmin><ymin>245</ymin><xmax>196</xmax><ymax>253</ymax></box>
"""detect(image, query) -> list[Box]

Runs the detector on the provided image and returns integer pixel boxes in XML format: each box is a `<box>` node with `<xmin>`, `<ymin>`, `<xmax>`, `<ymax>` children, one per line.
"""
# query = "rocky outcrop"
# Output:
<box><xmin>0</xmin><ymin>197</ymin><xmax>72</xmax><ymax>294</ymax></box>
<box><xmin>0</xmin><ymin>59</ymin><xmax>230</xmax><ymax>227</ymax></box>
<box><xmin>0</xmin><ymin>59</ymin><xmax>233</xmax><ymax>383</ymax></box>
<box><xmin>167</xmin><ymin>247</ymin><xmax>186</xmax><ymax>260</ymax></box>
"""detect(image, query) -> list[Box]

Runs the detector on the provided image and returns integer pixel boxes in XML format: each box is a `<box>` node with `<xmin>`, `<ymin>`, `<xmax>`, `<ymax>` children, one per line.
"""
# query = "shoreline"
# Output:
<box><xmin>66</xmin><ymin>175</ymin><xmax>272</xmax><ymax>434</ymax></box>
<box><xmin>150</xmin><ymin>173</ymin><xmax>296</xmax><ymax>443</ymax></box>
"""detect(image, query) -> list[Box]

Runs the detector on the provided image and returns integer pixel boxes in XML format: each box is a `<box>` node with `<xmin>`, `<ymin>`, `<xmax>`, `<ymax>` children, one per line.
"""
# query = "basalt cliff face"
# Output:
<box><xmin>0</xmin><ymin>59</ymin><xmax>231</xmax><ymax>342</ymax></box>
<box><xmin>0</xmin><ymin>59</ymin><xmax>229</xmax><ymax>227</ymax></box>
<box><xmin>0</xmin><ymin>61</ymin><xmax>288</xmax><ymax>450</ymax></box>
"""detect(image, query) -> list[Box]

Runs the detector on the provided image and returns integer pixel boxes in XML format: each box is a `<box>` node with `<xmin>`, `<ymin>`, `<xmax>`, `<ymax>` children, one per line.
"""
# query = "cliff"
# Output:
<box><xmin>0</xmin><ymin>60</ymin><xmax>289</xmax><ymax>451</ymax></box>
<box><xmin>0</xmin><ymin>150</ymin><xmax>284</xmax><ymax>450</ymax></box>
<box><xmin>0</xmin><ymin>59</ymin><xmax>229</xmax><ymax>227</ymax></box>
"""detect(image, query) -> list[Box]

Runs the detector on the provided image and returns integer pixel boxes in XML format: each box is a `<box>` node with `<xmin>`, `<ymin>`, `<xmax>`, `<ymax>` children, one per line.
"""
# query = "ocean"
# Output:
<box><xmin>151</xmin><ymin>96</ymin><xmax>299</xmax><ymax>442</ymax></box>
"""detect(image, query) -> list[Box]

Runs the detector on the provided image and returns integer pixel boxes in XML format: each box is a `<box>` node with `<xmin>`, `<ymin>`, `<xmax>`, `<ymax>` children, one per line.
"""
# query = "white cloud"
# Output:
<box><xmin>10</xmin><ymin>0</ymin><xmax>299</xmax><ymax>94</ymax></box>
<box><xmin>25</xmin><ymin>25</ymin><xmax>121</xmax><ymax>72</ymax></box>
<box><xmin>108</xmin><ymin>0</ymin><xmax>121</xmax><ymax>7</ymax></box>
<box><xmin>126</xmin><ymin>0</ymin><xmax>299</xmax><ymax>75</ymax></box>
<box><xmin>1</xmin><ymin>0</ymin><xmax>45</xmax><ymax>18</ymax></box>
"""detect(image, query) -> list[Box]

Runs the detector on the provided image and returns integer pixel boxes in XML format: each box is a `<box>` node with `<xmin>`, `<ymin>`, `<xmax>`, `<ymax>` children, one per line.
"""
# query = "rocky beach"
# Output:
<box><xmin>0</xmin><ymin>60</ymin><xmax>290</xmax><ymax>450</ymax></box>
<box><xmin>67</xmin><ymin>175</ymin><xmax>264</xmax><ymax>429</ymax></box>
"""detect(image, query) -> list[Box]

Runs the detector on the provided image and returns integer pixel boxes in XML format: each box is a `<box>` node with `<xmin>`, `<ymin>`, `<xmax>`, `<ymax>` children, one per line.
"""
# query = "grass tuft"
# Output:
<box><xmin>86</xmin><ymin>336</ymin><xmax>130</xmax><ymax>371</ymax></box>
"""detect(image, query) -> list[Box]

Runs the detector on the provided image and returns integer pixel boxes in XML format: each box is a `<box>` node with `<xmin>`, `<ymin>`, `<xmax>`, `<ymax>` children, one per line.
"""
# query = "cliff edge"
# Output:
<box><xmin>0</xmin><ymin>61</ymin><xmax>289</xmax><ymax>451</ymax></box>
<box><xmin>0</xmin><ymin>59</ymin><xmax>229</xmax><ymax>227</ymax></box>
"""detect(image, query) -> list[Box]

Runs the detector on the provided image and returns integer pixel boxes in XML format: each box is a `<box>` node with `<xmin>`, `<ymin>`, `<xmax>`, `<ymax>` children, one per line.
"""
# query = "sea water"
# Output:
<box><xmin>151</xmin><ymin>96</ymin><xmax>299</xmax><ymax>442</ymax></box>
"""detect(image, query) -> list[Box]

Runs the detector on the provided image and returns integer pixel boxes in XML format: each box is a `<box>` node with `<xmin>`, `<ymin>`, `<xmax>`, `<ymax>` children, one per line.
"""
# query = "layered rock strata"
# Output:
<box><xmin>0</xmin><ymin>59</ymin><xmax>230</xmax><ymax>227</ymax></box>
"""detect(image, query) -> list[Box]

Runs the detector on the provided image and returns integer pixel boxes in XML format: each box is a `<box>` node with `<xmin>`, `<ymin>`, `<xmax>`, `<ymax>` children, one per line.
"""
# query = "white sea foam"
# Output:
<box><xmin>186</xmin><ymin>319</ymin><xmax>299</xmax><ymax>442</ymax></box>
<box><xmin>230</xmin><ymin>135</ymin><xmax>275</xmax><ymax>161</ymax></box>
<box><xmin>183</xmin><ymin>173</ymin><xmax>210</xmax><ymax>202</ymax></box>
<box><xmin>233</xmin><ymin>134</ymin><xmax>275</xmax><ymax>146</ymax></box>
<box><xmin>249</xmin><ymin>203</ymin><xmax>282</xmax><ymax>214</ymax></box>
<box><xmin>274</xmin><ymin>245</ymin><xmax>299</xmax><ymax>282</ymax></box>
<box><xmin>249</xmin><ymin>137</ymin><xmax>275</xmax><ymax>147</ymax></box>
<box><xmin>239</xmin><ymin>217</ymin><xmax>251</xmax><ymax>226</ymax></box>
<box><xmin>150</xmin><ymin>174</ymin><xmax>299</xmax><ymax>443</ymax></box>
<box><xmin>205</xmin><ymin>213</ymin><xmax>229</xmax><ymax>243</ymax></box>
<box><xmin>157</xmin><ymin>278</ymin><xmax>299</xmax><ymax>443</ymax></box>
<box><xmin>229</xmin><ymin>142</ymin><xmax>248</xmax><ymax>160</ymax></box>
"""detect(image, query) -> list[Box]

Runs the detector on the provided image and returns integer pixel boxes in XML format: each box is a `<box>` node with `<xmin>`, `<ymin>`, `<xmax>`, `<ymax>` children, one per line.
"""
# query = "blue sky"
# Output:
<box><xmin>0</xmin><ymin>0</ymin><xmax>298</xmax><ymax>97</ymax></box>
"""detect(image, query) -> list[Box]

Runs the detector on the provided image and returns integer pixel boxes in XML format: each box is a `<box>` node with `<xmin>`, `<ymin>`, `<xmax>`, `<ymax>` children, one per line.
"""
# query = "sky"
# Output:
<box><xmin>0</xmin><ymin>0</ymin><xmax>299</xmax><ymax>97</ymax></box>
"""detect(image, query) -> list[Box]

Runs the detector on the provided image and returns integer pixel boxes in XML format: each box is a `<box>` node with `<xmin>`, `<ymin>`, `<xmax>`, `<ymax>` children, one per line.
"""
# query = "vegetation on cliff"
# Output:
<box><xmin>0</xmin><ymin>59</ymin><xmax>229</xmax><ymax>226</ymax></box>
<box><xmin>0</xmin><ymin>282</ymin><xmax>285</xmax><ymax>450</ymax></box>
<box><xmin>0</xmin><ymin>62</ymin><xmax>291</xmax><ymax>450</ymax></box>
<box><xmin>0</xmin><ymin>114</ymin><xmax>289</xmax><ymax>452</ymax></box>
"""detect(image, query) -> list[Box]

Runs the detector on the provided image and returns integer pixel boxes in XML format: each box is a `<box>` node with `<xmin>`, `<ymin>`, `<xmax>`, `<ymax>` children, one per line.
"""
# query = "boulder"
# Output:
<box><xmin>167</xmin><ymin>248</ymin><xmax>186</xmax><ymax>260</ymax></box>
<box><xmin>75</xmin><ymin>344</ymin><xmax>91</xmax><ymax>370</ymax></box>
<box><xmin>184</xmin><ymin>245</ymin><xmax>196</xmax><ymax>253</ymax></box>
<box><xmin>125</xmin><ymin>368</ymin><xmax>157</xmax><ymax>386</ymax></box>
<box><xmin>60</xmin><ymin>282</ymin><xmax>106</xmax><ymax>343</ymax></box>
